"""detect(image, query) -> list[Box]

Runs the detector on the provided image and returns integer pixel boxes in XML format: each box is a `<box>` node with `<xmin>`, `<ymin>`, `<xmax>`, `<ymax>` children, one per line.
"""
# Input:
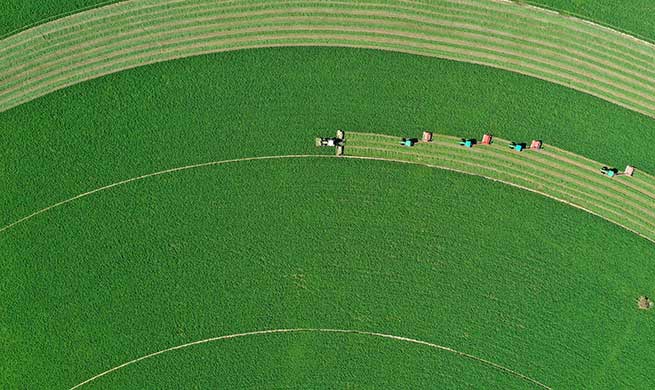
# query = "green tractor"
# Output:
<box><xmin>509</xmin><ymin>141</ymin><xmax>527</xmax><ymax>152</ymax></box>
<box><xmin>600</xmin><ymin>166</ymin><xmax>618</xmax><ymax>177</ymax></box>
<box><xmin>400</xmin><ymin>137</ymin><xmax>418</xmax><ymax>147</ymax></box>
<box><xmin>459</xmin><ymin>138</ymin><xmax>477</xmax><ymax>148</ymax></box>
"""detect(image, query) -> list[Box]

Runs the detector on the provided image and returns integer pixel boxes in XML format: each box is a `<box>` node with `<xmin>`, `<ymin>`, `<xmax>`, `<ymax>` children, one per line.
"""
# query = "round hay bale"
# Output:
<box><xmin>637</xmin><ymin>296</ymin><xmax>653</xmax><ymax>310</ymax></box>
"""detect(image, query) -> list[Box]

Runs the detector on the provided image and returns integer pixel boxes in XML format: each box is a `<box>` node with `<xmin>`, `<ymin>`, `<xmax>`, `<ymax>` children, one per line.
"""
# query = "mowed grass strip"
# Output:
<box><xmin>347</xmin><ymin>146</ymin><xmax>655</xmax><ymax>241</ymax></box>
<box><xmin>4</xmin><ymin>2</ymin><xmax>654</xmax><ymax>84</ymax></box>
<box><xmin>361</xmin><ymin>140</ymin><xmax>655</xmax><ymax>229</ymax></box>
<box><xmin>1</xmin><ymin>0</ymin><xmax>654</xmax><ymax>116</ymax></box>
<box><xmin>346</xmin><ymin>132</ymin><xmax>655</xmax><ymax>243</ymax></box>
<box><xmin>4</xmin><ymin>0</ymin><xmax>653</xmax><ymax>80</ymax></box>
<box><xmin>0</xmin><ymin>0</ymin><xmax>652</xmax><ymax>105</ymax></box>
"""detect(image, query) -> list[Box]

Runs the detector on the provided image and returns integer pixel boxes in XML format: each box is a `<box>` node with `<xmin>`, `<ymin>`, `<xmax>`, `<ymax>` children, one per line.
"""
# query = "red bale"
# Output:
<box><xmin>422</xmin><ymin>131</ymin><xmax>433</xmax><ymax>142</ymax></box>
<box><xmin>624</xmin><ymin>165</ymin><xmax>635</xmax><ymax>176</ymax></box>
<box><xmin>481</xmin><ymin>133</ymin><xmax>493</xmax><ymax>145</ymax></box>
<box><xmin>530</xmin><ymin>140</ymin><xmax>542</xmax><ymax>150</ymax></box>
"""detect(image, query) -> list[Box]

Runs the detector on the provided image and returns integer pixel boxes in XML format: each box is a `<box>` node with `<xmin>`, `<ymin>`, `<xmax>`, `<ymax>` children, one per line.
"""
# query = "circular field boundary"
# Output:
<box><xmin>67</xmin><ymin>328</ymin><xmax>552</xmax><ymax>389</ymax></box>
<box><xmin>2</xmin><ymin>139</ymin><xmax>654</xmax><ymax>245</ymax></box>
<box><xmin>347</xmin><ymin>132</ymin><xmax>655</xmax><ymax>243</ymax></box>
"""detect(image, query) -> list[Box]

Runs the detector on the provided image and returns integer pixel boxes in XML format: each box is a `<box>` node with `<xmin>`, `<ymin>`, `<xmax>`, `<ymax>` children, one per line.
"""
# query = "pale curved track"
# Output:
<box><xmin>347</xmin><ymin>132</ymin><xmax>655</xmax><ymax>244</ymax></box>
<box><xmin>0</xmin><ymin>0</ymin><xmax>654</xmax><ymax>116</ymax></box>
<box><xmin>2</xmin><ymin>133</ymin><xmax>654</xmax><ymax>244</ymax></box>
<box><xmin>68</xmin><ymin>328</ymin><xmax>551</xmax><ymax>390</ymax></box>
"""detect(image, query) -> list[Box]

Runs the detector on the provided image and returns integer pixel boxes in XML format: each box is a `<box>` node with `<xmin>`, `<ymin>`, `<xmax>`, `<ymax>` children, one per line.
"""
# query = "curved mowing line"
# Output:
<box><xmin>346</xmin><ymin>131</ymin><xmax>655</xmax><ymax>243</ymax></box>
<box><xmin>0</xmin><ymin>0</ymin><xmax>123</xmax><ymax>41</ymax></box>
<box><xmin>66</xmin><ymin>328</ymin><xmax>552</xmax><ymax>390</ymax></box>
<box><xmin>363</xmin><ymin>137</ymin><xmax>655</xmax><ymax>225</ymax></box>
<box><xmin>4</xmin><ymin>6</ymin><xmax>653</xmax><ymax>92</ymax></box>
<box><xmin>3</xmin><ymin>146</ymin><xmax>655</xmax><ymax>247</ymax></box>
<box><xmin>351</xmin><ymin>145</ymin><xmax>655</xmax><ymax>234</ymax></box>
<box><xmin>0</xmin><ymin>154</ymin><xmax>335</xmax><ymax>235</ymax></box>
<box><xmin>1</xmin><ymin>0</ymin><xmax>654</xmax><ymax>117</ymax></box>
<box><xmin>5</xmin><ymin>0</ymin><xmax>653</xmax><ymax>82</ymax></box>
<box><xmin>346</xmin><ymin>154</ymin><xmax>655</xmax><ymax>245</ymax></box>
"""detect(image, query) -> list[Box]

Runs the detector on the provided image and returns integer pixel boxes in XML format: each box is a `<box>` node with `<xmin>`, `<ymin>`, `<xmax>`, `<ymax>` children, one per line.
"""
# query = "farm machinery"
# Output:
<box><xmin>457</xmin><ymin>134</ymin><xmax>492</xmax><ymax>148</ymax></box>
<box><xmin>600</xmin><ymin>166</ymin><xmax>619</xmax><ymax>177</ymax></box>
<box><xmin>509</xmin><ymin>141</ymin><xmax>527</xmax><ymax>152</ymax></box>
<box><xmin>509</xmin><ymin>140</ymin><xmax>542</xmax><ymax>152</ymax></box>
<box><xmin>316</xmin><ymin>130</ymin><xmax>345</xmax><ymax>156</ymax></box>
<box><xmin>400</xmin><ymin>137</ymin><xmax>418</xmax><ymax>147</ymax></box>
<box><xmin>599</xmin><ymin>165</ymin><xmax>636</xmax><ymax>178</ymax></box>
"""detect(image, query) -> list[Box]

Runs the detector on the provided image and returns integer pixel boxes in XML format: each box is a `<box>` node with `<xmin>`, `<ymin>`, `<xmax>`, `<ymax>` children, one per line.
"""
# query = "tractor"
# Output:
<box><xmin>600</xmin><ymin>166</ymin><xmax>618</xmax><ymax>177</ymax></box>
<box><xmin>401</xmin><ymin>137</ymin><xmax>418</xmax><ymax>147</ymax></box>
<box><xmin>316</xmin><ymin>130</ymin><xmax>344</xmax><ymax>147</ymax></box>
<box><xmin>316</xmin><ymin>137</ymin><xmax>339</xmax><ymax>147</ymax></box>
<box><xmin>459</xmin><ymin>138</ymin><xmax>477</xmax><ymax>148</ymax></box>
<box><xmin>509</xmin><ymin>141</ymin><xmax>527</xmax><ymax>152</ymax></box>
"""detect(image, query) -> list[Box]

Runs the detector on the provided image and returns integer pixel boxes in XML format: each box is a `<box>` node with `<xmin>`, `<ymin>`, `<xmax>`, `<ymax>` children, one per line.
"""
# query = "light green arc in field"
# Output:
<box><xmin>3</xmin><ymin>132</ymin><xmax>655</xmax><ymax>244</ymax></box>
<box><xmin>347</xmin><ymin>132</ymin><xmax>655</xmax><ymax>243</ymax></box>
<box><xmin>1</xmin><ymin>0</ymin><xmax>654</xmax><ymax>117</ymax></box>
<box><xmin>68</xmin><ymin>328</ymin><xmax>551</xmax><ymax>389</ymax></box>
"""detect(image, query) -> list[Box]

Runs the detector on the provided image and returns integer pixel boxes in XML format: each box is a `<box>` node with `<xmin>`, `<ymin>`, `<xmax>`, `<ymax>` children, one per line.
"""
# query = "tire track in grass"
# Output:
<box><xmin>0</xmin><ymin>139</ymin><xmax>655</xmax><ymax>243</ymax></box>
<box><xmin>3</xmin><ymin>134</ymin><xmax>654</xmax><ymax>244</ymax></box>
<box><xmin>0</xmin><ymin>154</ymin><xmax>335</xmax><ymax>235</ymax></box>
<box><xmin>66</xmin><ymin>328</ymin><xmax>551</xmax><ymax>390</ymax></box>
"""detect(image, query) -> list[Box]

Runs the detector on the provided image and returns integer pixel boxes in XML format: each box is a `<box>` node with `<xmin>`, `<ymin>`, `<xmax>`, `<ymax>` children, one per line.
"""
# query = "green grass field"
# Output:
<box><xmin>4</xmin><ymin>157</ymin><xmax>655</xmax><ymax>388</ymax></box>
<box><xmin>3</xmin><ymin>46</ymin><xmax>655</xmax><ymax>389</ymax></box>
<box><xmin>3</xmin><ymin>1</ymin><xmax>655</xmax><ymax>389</ymax></box>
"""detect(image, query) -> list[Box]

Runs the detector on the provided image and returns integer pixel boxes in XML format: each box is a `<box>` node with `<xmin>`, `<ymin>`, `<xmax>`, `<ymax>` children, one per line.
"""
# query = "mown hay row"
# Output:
<box><xmin>0</xmin><ymin>0</ymin><xmax>654</xmax><ymax>116</ymax></box>
<box><xmin>346</xmin><ymin>132</ymin><xmax>655</xmax><ymax>243</ymax></box>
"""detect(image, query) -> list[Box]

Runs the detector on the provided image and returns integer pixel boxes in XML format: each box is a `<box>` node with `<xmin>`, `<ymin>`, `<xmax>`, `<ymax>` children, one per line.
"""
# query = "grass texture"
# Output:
<box><xmin>0</xmin><ymin>0</ymin><xmax>116</xmax><ymax>38</ymax></box>
<box><xmin>1</xmin><ymin>1</ymin><xmax>654</xmax><ymax>388</ymax></box>
<box><xmin>3</xmin><ymin>157</ymin><xmax>655</xmax><ymax>389</ymax></box>
<box><xmin>0</xmin><ymin>0</ymin><xmax>654</xmax><ymax>118</ymax></box>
